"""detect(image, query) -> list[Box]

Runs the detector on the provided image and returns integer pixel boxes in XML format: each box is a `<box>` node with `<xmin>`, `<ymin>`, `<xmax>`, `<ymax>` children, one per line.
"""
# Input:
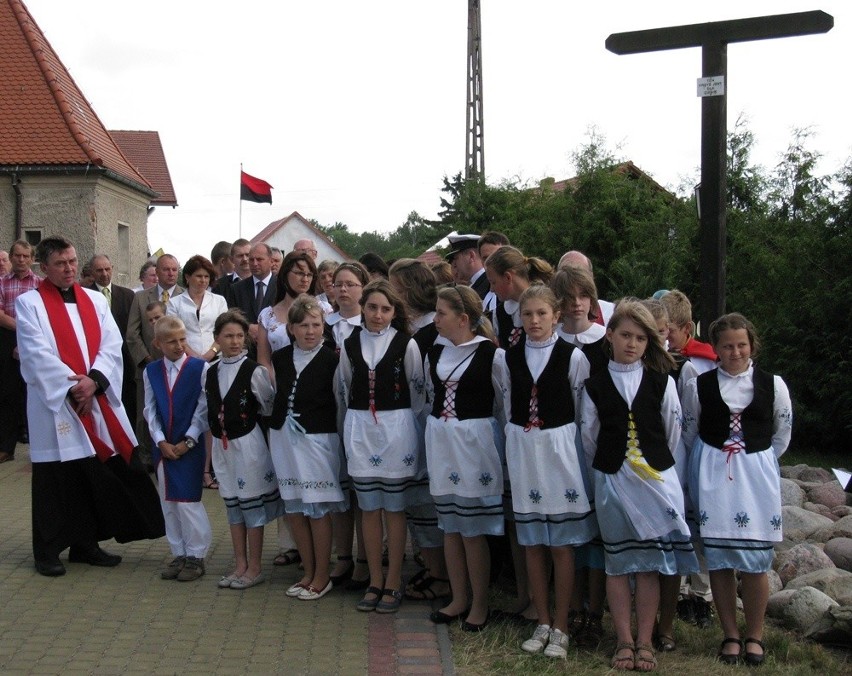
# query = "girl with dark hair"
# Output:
<box><xmin>335</xmin><ymin>279</ymin><xmax>425</xmax><ymax>614</ymax></box>
<box><xmin>682</xmin><ymin>313</ymin><xmax>791</xmax><ymax>666</ymax></box>
<box><xmin>207</xmin><ymin>310</ymin><xmax>285</xmax><ymax>590</ymax></box>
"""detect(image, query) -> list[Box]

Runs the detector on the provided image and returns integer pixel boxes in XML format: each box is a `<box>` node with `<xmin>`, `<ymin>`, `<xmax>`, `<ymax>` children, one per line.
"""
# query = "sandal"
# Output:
<box><xmin>611</xmin><ymin>642</ymin><xmax>635</xmax><ymax>671</ymax></box>
<box><xmin>404</xmin><ymin>569</ymin><xmax>450</xmax><ymax>601</ymax></box>
<box><xmin>717</xmin><ymin>637</ymin><xmax>743</xmax><ymax>665</ymax></box>
<box><xmin>634</xmin><ymin>643</ymin><xmax>657</xmax><ymax>672</ymax></box>
<box><xmin>375</xmin><ymin>588</ymin><xmax>403</xmax><ymax>614</ymax></box>
<box><xmin>743</xmin><ymin>638</ymin><xmax>765</xmax><ymax>667</ymax></box>
<box><xmin>273</xmin><ymin>549</ymin><xmax>301</xmax><ymax>566</ymax></box>
<box><xmin>654</xmin><ymin>633</ymin><xmax>676</xmax><ymax>652</ymax></box>
<box><xmin>202</xmin><ymin>471</ymin><xmax>218</xmax><ymax>489</ymax></box>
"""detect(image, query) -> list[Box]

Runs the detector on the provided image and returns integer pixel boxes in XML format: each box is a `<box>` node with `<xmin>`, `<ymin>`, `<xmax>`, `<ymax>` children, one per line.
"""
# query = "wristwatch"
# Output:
<box><xmin>184</xmin><ymin>436</ymin><xmax>197</xmax><ymax>449</ymax></box>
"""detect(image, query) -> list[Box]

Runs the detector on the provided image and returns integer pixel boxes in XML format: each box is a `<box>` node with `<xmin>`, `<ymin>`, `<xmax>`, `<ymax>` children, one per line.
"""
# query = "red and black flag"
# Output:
<box><xmin>240</xmin><ymin>170</ymin><xmax>273</xmax><ymax>204</ymax></box>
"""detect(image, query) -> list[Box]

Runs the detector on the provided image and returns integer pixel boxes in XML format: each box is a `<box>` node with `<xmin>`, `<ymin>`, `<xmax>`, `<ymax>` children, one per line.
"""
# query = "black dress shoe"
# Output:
<box><xmin>68</xmin><ymin>546</ymin><xmax>122</xmax><ymax>567</ymax></box>
<box><xmin>461</xmin><ymin>612</ymin><xmax>489</xmax><ymax>633</ymax></box>
<box><xmin>429</xmin><ymin>608</ymin><xmax>468</xmax><ymax>624</ymax></box>
<box><xmin>35</xmin><ymin>558</ymin><xmax>66</xmax><ymax>577</ymax></box>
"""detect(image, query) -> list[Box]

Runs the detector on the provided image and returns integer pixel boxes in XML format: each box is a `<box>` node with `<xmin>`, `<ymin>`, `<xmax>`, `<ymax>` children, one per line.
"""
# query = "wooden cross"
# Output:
<box><xmin>606</xmin><ymin>11</ymin><xmax>833</xmax><ymax>332</ymax></box>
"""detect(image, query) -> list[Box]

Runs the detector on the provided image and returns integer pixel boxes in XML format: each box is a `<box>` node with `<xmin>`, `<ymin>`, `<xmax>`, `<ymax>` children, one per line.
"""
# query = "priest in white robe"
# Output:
<box><xmin>16</xmin><ymin>236</ymin><xmax>164</xmax><ymax>577</ymax></box>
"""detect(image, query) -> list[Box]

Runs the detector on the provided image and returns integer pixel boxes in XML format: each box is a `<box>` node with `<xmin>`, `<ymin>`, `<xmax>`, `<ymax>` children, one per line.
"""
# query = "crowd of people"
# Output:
<box><xmin>0</xmin><ymin>231</ymin><xmax>793</xmax><ymax>671</ymax></box>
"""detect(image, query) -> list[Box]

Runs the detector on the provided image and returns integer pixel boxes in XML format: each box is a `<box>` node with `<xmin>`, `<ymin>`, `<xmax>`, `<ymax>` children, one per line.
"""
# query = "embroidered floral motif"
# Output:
<box><xmin>734</xmin><ymin>511</ymin><xmax>750</xmax><ymax>528</ymax></box>
<box><xmin>479</xmin><ymin>472</ymin><xmax>493</xmax><ymax>487</ymax></box>
<box><xmin>448</xmin><ymin>472</ymin><xmax>460</xmax><ymax>485</ymax></box>
<box><xmin>412</xmin><ymin>375</ymin><xmax>425</xmax><ymax>395</ymax></box>
<box><xmin>666</xmin><ymin>507</ymin><xmax>678</xmax><ymax>520</ymax></box>
<box><xmin>770</xmin><ymin>514</ymin><xmax>782</xmax><ymax>531</ymax></box>
<box><xmin>403</xmin><ymin>454</ymin><xmax>415</xmax><ymax>467</ymax></box>
<box><xmin>57</xmin><ymin>421</ymin><xmax>72</xmax><ymax>436</ymax></box>
<box><xmin>393</xmin><ymin>362</ymin><xmax>403</xmax><ymax>400</ymax></box>
<box><xmin>369</xmin><ymin>455</ymin><xmax>383</xmax><ymax>467</ymax></box>
<box><xmin>279</xmin><ymin>477</ymin><xmax>337</xmax><ymax>490</ymax></box>
<box><xmin>264</xmin><ymin>471</ymin><xmax>276</xmax><ymax>483</ymax></box>
<box><xmin>698</xmin><ymin>510</ymin><xmax>709</xmax><ymax>526</ymax></box>
<box><xmin>681</xmin><ymin>409</ymin><xmax>696</xmax><ymax>433</ymax></box>
<box><xmin>237</xmin><ymin>478</ymin><xmax>245</xmax><ymax>489</ymax></box>
<box><xmin>564</xmin><ymin>488</ymin><xmax>579</xmax><ymax>503</ymax></box>
<box><xmin>779</xmin><ymin>408</ymin><xmax>792</xmax><ymax>427</ymax></box>
<box><xmin>529</xmin><ymin>489</ymin><xmax>542</xmax><ymax>504</ymax></box>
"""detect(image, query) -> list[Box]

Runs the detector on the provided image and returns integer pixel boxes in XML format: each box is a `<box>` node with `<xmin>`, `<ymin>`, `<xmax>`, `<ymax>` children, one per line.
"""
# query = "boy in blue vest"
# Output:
<box><xmin>143</xmin><ymin>316</ymin><xmax>212</xmax><ymax>581</ymax></box>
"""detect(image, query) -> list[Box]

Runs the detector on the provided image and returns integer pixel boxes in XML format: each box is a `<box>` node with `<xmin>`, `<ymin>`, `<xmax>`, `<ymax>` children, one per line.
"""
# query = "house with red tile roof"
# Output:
<box><xmin>250</xmin><ymin>211</ymin><xmax>353</xmax><ymax>263</ymax></box>
<box><xmin>0</xmin><ymin>0</ymin><xmax>176</xmax><ymax>286</ymax></box>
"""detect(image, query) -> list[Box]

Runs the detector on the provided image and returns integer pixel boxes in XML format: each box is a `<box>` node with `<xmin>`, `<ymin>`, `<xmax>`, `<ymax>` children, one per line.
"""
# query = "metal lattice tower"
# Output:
<box><xmin>465</xmin><ymin>0</ymin><xmax>484</xmax><ymax>181</ymax></box>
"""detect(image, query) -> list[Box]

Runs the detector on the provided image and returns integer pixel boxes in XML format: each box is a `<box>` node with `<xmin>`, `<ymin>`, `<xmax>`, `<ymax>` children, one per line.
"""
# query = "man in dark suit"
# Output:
<box><xmin>87</xmin><ymin>254</ymin><xmax>137</xmax><ymax>421</ymax></box>
<box><xmin>125</xmin><ymin>254</ymin><xmax>184</xmax><ymax>465</ymax></box>
<box><xmin>213</xmin><ymin>238</ymin><xmax>251</xmax><ymax>300</ymax></box>
<box><xmin>228</xmin><ymin>243</ymin><xmax>276</xmax><ymax>357</ymax></box>
<box><xmin>446</xmin><ymin>234</ymin><xmax>490</xmax><ymax>300</ymax></box>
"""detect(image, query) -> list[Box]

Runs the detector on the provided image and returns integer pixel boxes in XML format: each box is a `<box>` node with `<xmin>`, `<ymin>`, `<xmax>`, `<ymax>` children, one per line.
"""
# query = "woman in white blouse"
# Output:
<box><xmin>167</xmin><ymin>254</ymin><xmax>228</xmax><ymax>488</ymax></box>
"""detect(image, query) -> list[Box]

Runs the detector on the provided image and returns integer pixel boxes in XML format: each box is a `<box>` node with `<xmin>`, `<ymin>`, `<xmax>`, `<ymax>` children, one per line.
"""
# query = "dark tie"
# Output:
<box><xmin>255</xmin><ymin>281</ymin><xmax>265</xmax><ymax>314</ymax></box>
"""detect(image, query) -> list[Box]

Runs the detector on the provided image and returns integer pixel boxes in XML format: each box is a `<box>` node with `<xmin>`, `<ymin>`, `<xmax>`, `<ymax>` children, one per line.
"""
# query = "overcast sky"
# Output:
<box><xmin>23</xmin><ymin>0</ymin><xmax>850</xmax><ymax>264</ymax></box>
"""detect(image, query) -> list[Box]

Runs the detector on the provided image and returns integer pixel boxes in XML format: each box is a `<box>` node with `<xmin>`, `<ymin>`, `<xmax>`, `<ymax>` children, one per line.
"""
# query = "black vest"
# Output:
<box><xmin>585</xmin><ymin>368</ymin><xmax>674</xmax><ymax>474</ymax></box>
<box><xmin>206</xmin><ymin>359</ymin><xmax>261</xmax><ymax>441</ymax></box>
<box><xmin>696</xmin><ymin>366</ymin><xmax>775</xmax><ymax>452</ymax></box>
<box><xmin>344</xmin><ymin>328</ymin><xmax>412</xmax><ymax>411</ymax></box>
<box><xmin>668</xmin><ymin>352</ymin><xmax>688</xmax><ymax>384</ymax></box>
<box><xmin>269</xmin><ymin>345</ymin><xmax>339</xmax><ymax>433</ymax></box>
<box><xmin>581</xmin><ymin>336</ymin><xmax>608</xmax><ymax>376</ymax></box>
<box><xmin>428</xmin><ymin>341</ymin><xmax>497</xmax><ymax>420</ymax></box>
<box><xmin>495</xmin><ymin>302</ymin><xmax>523</xmax><ymax>349</ymax></box>
<box><xmin>506</xmin><ymin>337</ymin><xmax>576</xmax><ymax>430</ymax></box>
<box><xmin>413</xmin><ymin>322</ymin><xmax>439</xmax><ymax>364</ymax></box>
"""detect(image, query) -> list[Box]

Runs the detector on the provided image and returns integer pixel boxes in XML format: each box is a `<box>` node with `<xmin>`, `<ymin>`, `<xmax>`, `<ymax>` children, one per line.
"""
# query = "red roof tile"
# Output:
<box><xmin>110</xmin><ymin>130</ymin><xmax>177</xmax><ymax>206</ymax></box>
<box><xmin>0</xmin><ymin>0</ymin><xmax>152</xmax><ymax>192</ymax></box>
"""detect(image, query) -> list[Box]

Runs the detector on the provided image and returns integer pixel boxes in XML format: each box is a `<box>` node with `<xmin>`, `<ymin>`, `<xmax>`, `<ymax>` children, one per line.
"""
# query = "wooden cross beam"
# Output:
<box><xmin>606</xmin><ymin>11</ymin><xmax>833</xmax><ymax>334</ymax></box>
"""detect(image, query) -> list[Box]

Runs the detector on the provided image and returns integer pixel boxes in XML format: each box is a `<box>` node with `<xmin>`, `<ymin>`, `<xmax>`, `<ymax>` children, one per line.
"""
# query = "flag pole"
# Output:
<box><xmin>239</xmin><ymin>163</ymin><xmax>243</xmax><ymax>238</ymax></box>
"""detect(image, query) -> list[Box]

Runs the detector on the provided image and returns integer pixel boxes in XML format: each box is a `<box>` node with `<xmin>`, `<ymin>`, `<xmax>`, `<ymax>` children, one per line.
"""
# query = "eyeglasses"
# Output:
<box><xmin>289</xmin><ymin>270</ymin><xmax>314</xmax><ymax>279</ymax></box>
<box><xmin>296</xmin><ymin>248</ymin><xmax>318</xmax><ymax>256</ymax></box>
<box><xmin>333</xmin><ymin>281</ymin><xmax>362</xmax><ymax>289</ymax></box>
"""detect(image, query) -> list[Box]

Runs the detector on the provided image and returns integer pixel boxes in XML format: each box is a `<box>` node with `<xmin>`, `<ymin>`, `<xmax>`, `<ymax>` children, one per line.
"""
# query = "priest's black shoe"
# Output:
<box><xmin>35</xmin><ymin>558</ymin><xmax>66</xmax><ymax>577</ymax></box>
<box><xmin>68</xmin><ymin>546</ymin><xmax>122</xmax><ymax>567</ymax></box>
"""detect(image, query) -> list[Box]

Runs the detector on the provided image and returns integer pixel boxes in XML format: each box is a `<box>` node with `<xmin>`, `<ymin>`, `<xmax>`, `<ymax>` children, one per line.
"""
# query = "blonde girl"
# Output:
<box><xmin>581</xmin><ymin>299</ymin><xmax>697</xmax><ymax>671</ymax></box>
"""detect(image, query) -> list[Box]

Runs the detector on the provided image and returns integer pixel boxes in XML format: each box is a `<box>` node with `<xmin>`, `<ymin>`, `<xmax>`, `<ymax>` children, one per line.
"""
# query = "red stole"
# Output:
<box><xmin>680</xmin><ymin>336</ymin><xmax>718</xmax><ymax>362</ymax></box>
<box><xmin>38</xmin><ymin>281</ymin><xmax>134</xmax><ymax>463</ymax></box>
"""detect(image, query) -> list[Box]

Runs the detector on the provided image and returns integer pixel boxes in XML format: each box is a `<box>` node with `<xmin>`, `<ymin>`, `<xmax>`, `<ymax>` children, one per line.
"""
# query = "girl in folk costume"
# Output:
<box><xmin>207</xmin><ymin>310</ymin><xmax>285</xmax><ymax>590</ymax></box>
<box><xmin>683</xmin><ymin>313</ymin><xmax>791</xmax><ymax>666</ymax></box>
<box><xmin>552</xmin><ymin>265</ymin><xmax>608</xmax><ymax>375</ymax></box>
<box><xmin>268</xmin><ymin>295</ymin><xmax>346</xmax><ymax>601</ymax></box>
<box><xmin>581</xmin><ymin>299</ymin><xmax>698</xmax><ymax>672</ymax></box>
<box><xmin>256</xmin><ymin>252</ymin><xmax>318</xmax><ymax>569</ymax></box>
<box><xmin>335</xmin><ymin>280</ymin><xmax>426</xmax><ymax>613</ymax></box>
<box><xmin>389</xmin><ymin>259</ymin><xmax>450</xmax><ymax>604</ymax></box>
<box><xmin>323</xmin><ymin>261</ymin><xmax>371</xmax><ymax>589</ymax></box>
<box><xmin>505</xmin><ymin>286</ymin><xmax>596</xmax><ymax>659</ymax></box>
<box><xmin>484</xmin><ymin>245</ymin><xmax>553</xmax><ymax>622</ymax></box>
<box><xmin>484</xmin><ymin>246</ymin><xmax>553</xmax><ymax>349</ymax></box>
<box><xmin>423</xmin><ymin>285</ymin><xmax>505</xmax><ymax>631</ymax></box>
<box><xmin>550</xmin><ymin>266</ymin><xmax>608</xmax><ymax>645</ymax></box>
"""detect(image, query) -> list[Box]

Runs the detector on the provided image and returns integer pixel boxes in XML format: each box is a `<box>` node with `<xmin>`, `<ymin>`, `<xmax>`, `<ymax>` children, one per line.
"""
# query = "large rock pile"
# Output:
<box><xmin>765</xmin><ymin>464</ymin><xmax>852</xmax><ymax>646</ymax></box>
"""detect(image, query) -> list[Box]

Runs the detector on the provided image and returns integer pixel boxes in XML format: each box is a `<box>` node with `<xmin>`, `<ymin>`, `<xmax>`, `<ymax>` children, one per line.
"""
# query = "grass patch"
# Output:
<box><xmin>781</xmin><ymin>447</ymin><xmax>848</xmax><ymax>471</ymax></box>
<box><xmin>450</xmin><ymin>589</ymin><xmax>852</xmax><ymax>675</ymax></box>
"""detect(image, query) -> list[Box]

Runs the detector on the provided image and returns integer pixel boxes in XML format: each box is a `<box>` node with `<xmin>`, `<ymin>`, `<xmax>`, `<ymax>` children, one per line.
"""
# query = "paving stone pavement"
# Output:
<box><xmin>0</xmin><ymin>445</ymin><xmax>453</xmax><ymax>675</ymax></box>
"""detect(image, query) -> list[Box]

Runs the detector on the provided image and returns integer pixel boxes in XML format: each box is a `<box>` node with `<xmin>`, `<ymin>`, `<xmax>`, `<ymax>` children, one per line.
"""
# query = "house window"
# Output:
<box><xmin>23</xmin><ymin>229</ymin><xmax>42</xmax><ymax>246</ymax></box>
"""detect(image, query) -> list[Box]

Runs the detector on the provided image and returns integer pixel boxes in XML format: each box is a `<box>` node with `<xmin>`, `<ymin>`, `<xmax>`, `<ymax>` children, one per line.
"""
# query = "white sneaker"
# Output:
<box><xmin>543</xmin><ymin>628</ymin><xmax>569</xmax><ymax>659</ymax></box>
<box><xmin>521</xmin><ymin>624</ymin><xmax>551</xmax><ymax>654</ymax></box>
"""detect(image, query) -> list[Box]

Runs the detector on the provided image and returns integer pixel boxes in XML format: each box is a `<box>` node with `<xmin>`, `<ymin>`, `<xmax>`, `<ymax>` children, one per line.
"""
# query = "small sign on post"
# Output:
<box><xmin>697</xmin><ymin>75</ymin><xmax>725</xmax><ymax>97</ymax></box>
